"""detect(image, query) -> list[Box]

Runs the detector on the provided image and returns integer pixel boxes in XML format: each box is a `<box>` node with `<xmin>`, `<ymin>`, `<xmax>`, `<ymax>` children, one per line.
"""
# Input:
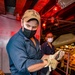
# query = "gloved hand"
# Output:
<box><xmin>46</xmin><ymin>59</ymin><xmax>58</xmax><ymax>75</ymax></box>
<box><xmin>49</xmin><ymin>59</ymin><xmax>58</xmax><ymax>70</ymax></box>
<box><xmin>56</xmin><ymin>50</ymin><xmax>65</xmax><ymax>60</ymax></box>
<box><xmin>45</xmin><ymin>58</ymin><xmax>58</xmax><ymax>70</ymax></box>
<box><xmin>48</xmin><ymin>50</ymin><xmax>65</xmax><ymax>61</ymax></box>
<box><xmin>45</xmin><ymin>50</ymin><xmax>61</xmax><ymax>66</ymax></box>
<box><xmin>45</xmin><ymin>50</ymin><xmax>65</xmax><ymax>70</ymax></box>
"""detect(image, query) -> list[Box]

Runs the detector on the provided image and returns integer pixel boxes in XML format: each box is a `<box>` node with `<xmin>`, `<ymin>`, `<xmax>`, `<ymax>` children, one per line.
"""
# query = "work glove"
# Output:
<box><xmin>46</xmin><ymin>59</ymin><xmax>58</xmax><ymax>75</ymax></box>
<box><xmin>45</xmin><ymin>50</ymin><xmax>65</xmax><ymax>70</ymax></box>
<box><xmin>56</xmin><ymin>50</ymin><xmax>65</xmax><ymax>60</ymax></box>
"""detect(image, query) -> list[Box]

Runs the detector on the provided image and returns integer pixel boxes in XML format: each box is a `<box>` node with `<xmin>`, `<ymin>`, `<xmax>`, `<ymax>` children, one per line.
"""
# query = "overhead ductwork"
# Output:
<box><xmin>53</xmin><ymin>33</ymin><xmax>75</xmax><ymax>47</ymax></box>
<box><xmin>58</xmin><ymin>0</ymin><xmax>75</xmax><ymax>9</ymax></box>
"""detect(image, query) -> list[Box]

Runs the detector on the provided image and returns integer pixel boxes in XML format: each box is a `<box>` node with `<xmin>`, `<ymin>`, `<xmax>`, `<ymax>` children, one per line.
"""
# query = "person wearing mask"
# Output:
<box><xmin>40</xmin><ymin>32</ymin><xmax>55</xmax><ymax>75</ymax></box>
<box><xmin>41</xmin><ymin>32</ymin><xmax>55</xmax><ymax>55</ymax></box>
<box><xmin>6</xmin><ymin>9</ymin><xmax>64</xmax><ymax>75</ymax></box>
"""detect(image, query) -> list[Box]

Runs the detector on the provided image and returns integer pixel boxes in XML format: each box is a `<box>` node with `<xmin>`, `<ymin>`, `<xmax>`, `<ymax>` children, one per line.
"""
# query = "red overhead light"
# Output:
<box><xmin>43</xmin><ymin>23</ymin><xmax>46</xmax><ymax>27</ymax></box>
<box><xmin>54</xmin><ymin>6</ymin><xmax>58</xmax><ymax>11</ymax></box>
<box><xmin>50</xmin><ymin>17</ymin><xmax>55</xmax><ymax>23</ymax></box>
<box><xmin>42</xmin><ymin>22</ymin><xmax>46</xmax><ymax>29</ymax></box>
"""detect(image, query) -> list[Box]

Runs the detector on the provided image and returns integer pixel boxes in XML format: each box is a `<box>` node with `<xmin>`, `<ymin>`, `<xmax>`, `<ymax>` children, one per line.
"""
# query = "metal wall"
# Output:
<box><xmin>0</xmin><ymin>14</ymin><xmax>21</xmax><ymax>73</ymax></box>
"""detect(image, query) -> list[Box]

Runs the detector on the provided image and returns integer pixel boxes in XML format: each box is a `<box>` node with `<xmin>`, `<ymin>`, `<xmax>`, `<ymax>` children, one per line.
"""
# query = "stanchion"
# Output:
<box><xmin>66</xmin><ymin>52</ymin><xmax>70</xmax><ymax>75</ymax></box>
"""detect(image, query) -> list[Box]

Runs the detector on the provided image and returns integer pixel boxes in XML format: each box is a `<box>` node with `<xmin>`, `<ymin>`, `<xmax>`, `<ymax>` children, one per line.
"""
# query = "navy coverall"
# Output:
<box><xmin>6</xmin><ymin>29</ymin><xmax>43</xmax><ymax>75</ymax></box>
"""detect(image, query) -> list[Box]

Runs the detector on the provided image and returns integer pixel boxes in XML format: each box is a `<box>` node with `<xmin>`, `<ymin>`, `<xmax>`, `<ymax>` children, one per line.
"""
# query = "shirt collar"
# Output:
<box><xmin>18</xmin><ymin>28</ymin><xmax>29</xmax><ymax>41</ymax></box>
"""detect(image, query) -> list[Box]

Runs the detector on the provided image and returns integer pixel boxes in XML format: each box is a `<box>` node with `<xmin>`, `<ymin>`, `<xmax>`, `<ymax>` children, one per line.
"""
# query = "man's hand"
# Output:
<box><xmin>45</xmin><ymin>50</ymin><xmax>65</xmax><ymax>70</ymax></box>
<box><xmin>45</xmin><ymin>58</ymin><xmax>58</xmax><ymax>70</ymax></box>
<box><xmin>49</xmin><ymin>59</ymin><xmax>58</xmax><ymax>70</ymax></box>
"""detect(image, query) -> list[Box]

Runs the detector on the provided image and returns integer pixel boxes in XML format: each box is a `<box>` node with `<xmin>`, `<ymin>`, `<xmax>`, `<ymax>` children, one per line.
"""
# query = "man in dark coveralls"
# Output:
<box><xmin>6</xmin><ymin>9</ymin><xmax>50</xmax><ymax>75</ymax></box>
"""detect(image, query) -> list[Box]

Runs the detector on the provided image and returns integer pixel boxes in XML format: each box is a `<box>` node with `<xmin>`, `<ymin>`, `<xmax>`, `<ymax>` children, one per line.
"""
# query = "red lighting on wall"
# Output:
<box><xmin>16</xmin><ymin>13</ymin><xmax>21</xmax><ymax>21</ymax></box>
<box><xmin>11</xmin><ymin>31</ymin><xmax>15</xmax><ymax>36</ymax></box>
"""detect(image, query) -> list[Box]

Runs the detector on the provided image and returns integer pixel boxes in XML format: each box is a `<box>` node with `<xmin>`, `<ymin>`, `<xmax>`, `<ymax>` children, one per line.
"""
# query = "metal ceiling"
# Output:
<box><xmin>0</xmin><ymin>0</ymin><xmax>75</xmax><ymax>36</ymax></box>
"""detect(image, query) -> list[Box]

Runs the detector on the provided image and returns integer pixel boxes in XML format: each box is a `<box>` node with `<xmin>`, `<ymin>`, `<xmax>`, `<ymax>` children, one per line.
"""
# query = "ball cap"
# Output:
<box><xmin>22</xmin><ymin>9</ymin><xmax>41</xmax><ymax>25</ymax></box>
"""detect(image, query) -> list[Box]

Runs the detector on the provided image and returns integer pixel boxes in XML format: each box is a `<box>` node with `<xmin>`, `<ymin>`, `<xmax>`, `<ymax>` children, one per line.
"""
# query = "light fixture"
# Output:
<box><xmin>50</xmin><ymin>17</ymin><xmax>55</xmax><ymax>23</ymax></box>
<box><xmin>42</xmin><ymin>21</ymin><xmax>46</xmax><ymax>29</ymax></box>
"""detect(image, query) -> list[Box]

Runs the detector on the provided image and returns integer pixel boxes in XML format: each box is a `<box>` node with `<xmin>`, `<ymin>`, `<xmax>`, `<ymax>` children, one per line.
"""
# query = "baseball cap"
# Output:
<box><xmin>22</xmin><ymin>9</ymin><xmax>41</xmax><ymax>25</ymax></box>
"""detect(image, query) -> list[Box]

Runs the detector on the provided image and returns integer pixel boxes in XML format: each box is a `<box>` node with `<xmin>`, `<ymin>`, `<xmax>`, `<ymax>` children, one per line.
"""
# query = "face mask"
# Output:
<box><xmin>47</xmin><ymin>38</ymin><xmax>53</xmax><ymax>43</ymax></box>
<box><xmin>23</xmin><ymin>28</ymin><xmax>36</xmax><ymax>39</ymax></box>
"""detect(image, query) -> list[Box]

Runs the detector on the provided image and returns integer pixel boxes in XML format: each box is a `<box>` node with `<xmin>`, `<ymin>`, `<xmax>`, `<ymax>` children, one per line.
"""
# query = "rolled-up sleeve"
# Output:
<box><xmin>26</xmin><ymin>59</ymin><xmax>43</xmax><ymax>68</ymax></box>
